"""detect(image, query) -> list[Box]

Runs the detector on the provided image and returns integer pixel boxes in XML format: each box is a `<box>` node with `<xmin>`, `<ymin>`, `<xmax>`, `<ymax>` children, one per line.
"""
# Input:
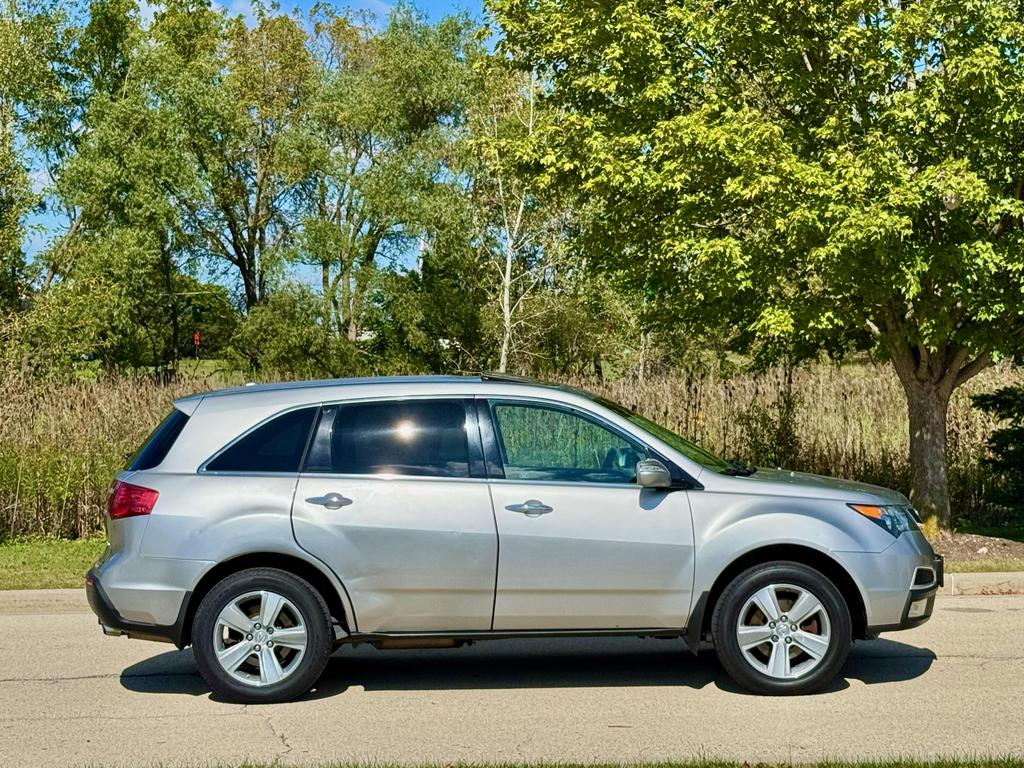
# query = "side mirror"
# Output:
<box><xmin>636</xmin><ymin>458</ymin><xmax>672</xmax><ymax>489</ymax></box>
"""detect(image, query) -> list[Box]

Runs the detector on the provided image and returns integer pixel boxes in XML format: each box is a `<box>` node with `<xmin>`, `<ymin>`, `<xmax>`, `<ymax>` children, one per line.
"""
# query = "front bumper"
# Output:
<box><xmin>867</xmin><ymin>553</ymin><xmax>943</xmax><ymax>635</ymax></box>
<box><xmin>85</xmin><ymin>569</ymin><xmax>189</xmax><ymax>647</ymax></box>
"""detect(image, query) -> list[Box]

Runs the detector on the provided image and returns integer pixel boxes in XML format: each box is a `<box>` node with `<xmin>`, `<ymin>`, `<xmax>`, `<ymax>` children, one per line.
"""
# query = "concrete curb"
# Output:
<box><xmin>0</xmin><ymin>588</ymin><xmax>88</xmax><ymax>614</ymax></box>
<box><xmin>940</xmin><ymin>571</ymin><xmax>1024</xmax><ymax>596</ymax></box>
<box><xmin>2</xmin><ymin>574</ymin><xmax>1024</xmax><ymax>614</ymax></box>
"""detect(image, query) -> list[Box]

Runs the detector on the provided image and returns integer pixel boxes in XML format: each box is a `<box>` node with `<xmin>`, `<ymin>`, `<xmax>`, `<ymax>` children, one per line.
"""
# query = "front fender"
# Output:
<box><xmin>688</xmin><ymin>490</ymin><xmax>889</xmax><ymax>619</ymax></box>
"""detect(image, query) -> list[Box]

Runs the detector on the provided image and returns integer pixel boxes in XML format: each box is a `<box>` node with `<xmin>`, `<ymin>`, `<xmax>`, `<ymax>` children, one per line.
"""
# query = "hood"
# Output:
<box><xmin>742</xmin><ymin>467</ymin><xmax>909</xmax><ymax>505</ymax></box>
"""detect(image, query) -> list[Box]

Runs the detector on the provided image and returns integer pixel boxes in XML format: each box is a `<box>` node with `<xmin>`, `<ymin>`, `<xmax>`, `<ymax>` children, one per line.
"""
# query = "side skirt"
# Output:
<box><xmin>341</xmin><ymin>627</ymin><xmax>687</xmax><ymax>649</ymax></box>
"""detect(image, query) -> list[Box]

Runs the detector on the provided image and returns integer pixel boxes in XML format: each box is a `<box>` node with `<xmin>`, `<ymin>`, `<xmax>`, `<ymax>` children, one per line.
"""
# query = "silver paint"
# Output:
<box><xmin>89</xmin><ymin>375</ymin><xmax>937</xmax><ymax>643</ymax></box>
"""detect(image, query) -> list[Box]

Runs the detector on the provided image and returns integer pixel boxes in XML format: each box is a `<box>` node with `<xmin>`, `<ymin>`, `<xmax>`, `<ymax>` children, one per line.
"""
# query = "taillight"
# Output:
<box><xmin>107</xmin><ymin>481</ymin><xmax>159</xmax><ymax>519</ymax></box>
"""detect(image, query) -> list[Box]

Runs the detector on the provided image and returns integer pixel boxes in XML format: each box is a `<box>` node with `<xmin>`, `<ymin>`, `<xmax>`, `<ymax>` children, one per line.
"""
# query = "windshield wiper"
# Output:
<box><xmin>723</xmin><ymin>458</ymin><xmax>757</xmax><ymax>477</ymax></box>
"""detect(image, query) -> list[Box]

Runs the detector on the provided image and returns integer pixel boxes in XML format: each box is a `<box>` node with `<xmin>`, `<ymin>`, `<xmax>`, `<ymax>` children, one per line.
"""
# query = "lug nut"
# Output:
<box><xmin>267</xmin><ymin>628</ymin><xmax>274</xmax><ymax>634</ymax></box>
<box><xmin>254</xmin><ymin>623</ymin><xmax>261</xmax><ymax>630</ymax></box>
<box><xmin>771</xmin><ymin>634</ymin><xmax>778</xmax><ymax>642</ymax></box>
<box><xmin>790</xmin><ymin>624</ymin><xmax>798</xmax><ymax>631</ymax></box>
<box><xmin>780</xmin><ymin>615</ymin><xmax>788</xmax><ymax>622</ymax></box>
<box><xmin>785</xmin><ymin>637</ymin><xmax>792</xmax><ymax>644</ymax></box>
<box><xmin>254</xmin><ymin>644</ymin><xmax>261</xmax><ymax>651</ymax></box>
<box><xmin>246</xmin><ymin>634</ymin><xmax>253</xmax><ymax>640</ymax></box>
<box><xmin>267</xmin><ymin>641</ymin><xmax>274</xmax><ymax>648</ymax></box>
<box><xmin>768</xmin><ymin>621</ymin><xmax>776</xmax><ymax>629</ymax></box>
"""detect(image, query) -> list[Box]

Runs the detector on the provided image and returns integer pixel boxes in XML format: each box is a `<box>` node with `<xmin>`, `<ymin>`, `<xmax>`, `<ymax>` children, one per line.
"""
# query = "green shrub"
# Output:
<box><xmin>973</xmin><ymin>385</ymin><xmax>1024</xmax><ymax>525</ymax></box>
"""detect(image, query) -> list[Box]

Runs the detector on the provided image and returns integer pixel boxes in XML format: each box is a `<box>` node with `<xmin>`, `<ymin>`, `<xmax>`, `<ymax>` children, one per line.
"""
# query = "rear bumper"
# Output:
<box><xmin>85</xmin><ymin>569</ymin><xmax>189</xmax><ymax>647</ymax></box>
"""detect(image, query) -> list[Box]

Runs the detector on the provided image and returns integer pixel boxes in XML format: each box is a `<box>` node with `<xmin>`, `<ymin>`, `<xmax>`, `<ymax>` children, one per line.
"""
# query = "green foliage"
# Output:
<box><xmin>0</xmin><ymin>136</ymin><xmax>31</xmax><ymax>309</ymax></box>
<box><xmin>492</xmin><ymin>0</ymin><xmax>1024</xmax><ymax>358</ymax></box>
<box><xmin>364</xmin><ymin>246</ymin><xmax>491</xmax><ymax>374</ymax></box>
<box><xmin>293</xmin><ymin>6</ymin><xmax>478</xmax><ymax>343</ymax></box>
<box><xmin>227</xmin><ymin>283</ymin><xmax>362</xmax><ymax>378</ymax></box>
<box><xmin>736</xmin><ymin>374</ymin><xmax>803</xmax><ymax>470</ymax></box>
<box><xmin>2</xmin><ymin>0</ymin><xmax>1022</xmax><ymax>535</ymax></box>
<box><xmin>974</xmin><ymin>385</ymin><xmax>1024</xmax><ymax>523</ymax></box>
<box><xmin>490</xmin><ymin>0</ymin><xmax>1024</xmax><ymax>524</ymax></box>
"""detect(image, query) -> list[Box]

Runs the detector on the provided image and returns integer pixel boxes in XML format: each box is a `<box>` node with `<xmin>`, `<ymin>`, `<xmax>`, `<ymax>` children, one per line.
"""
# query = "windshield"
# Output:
<box><xmin>592</xmin><ymin>395</ymin><xmax>733</xmax><ymax>473</ymax></box>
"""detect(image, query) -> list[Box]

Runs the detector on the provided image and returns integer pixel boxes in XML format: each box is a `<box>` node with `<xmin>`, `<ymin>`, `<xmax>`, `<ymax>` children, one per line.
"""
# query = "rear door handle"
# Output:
<box><xmin>305</xmin><ymin>493</ymin><xmax>353</xmax><ymax>510</ymax></box>
<box><xmin>505</xmin><ymin>499</ymin><xmax>553</xmax><ymax>517</ymax></box>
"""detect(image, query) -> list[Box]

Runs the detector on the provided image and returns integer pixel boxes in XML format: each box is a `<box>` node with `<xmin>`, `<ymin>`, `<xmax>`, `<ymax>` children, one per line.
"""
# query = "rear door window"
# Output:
<box><xmin>305</xmin><ymin>399</ymin><xmax>473</xmax><ymax>478</ymax></box>
<box><xmin>205</xmin><ymin>407</ymin><xmax>318</xmax><ymax>473</ymax></box>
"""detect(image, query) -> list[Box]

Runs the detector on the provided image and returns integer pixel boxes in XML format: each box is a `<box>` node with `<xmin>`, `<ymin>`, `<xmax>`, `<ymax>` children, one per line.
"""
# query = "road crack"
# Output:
<box><xmin>245</xmin><ymin>704</ymin><xmax>293</xmax><ymax>764</ymax></box>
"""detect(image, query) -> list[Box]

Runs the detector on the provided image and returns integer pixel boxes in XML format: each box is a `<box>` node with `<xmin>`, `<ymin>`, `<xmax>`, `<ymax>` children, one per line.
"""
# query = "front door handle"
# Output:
<box><xmin>306</xmin><ymin>492</ymin><xmax>353</xmax><ymax>510</ymax></box>
<box><xmin>505</xmin><ymin>499</ymin><xmax>553</xmax><ymax>517</ymax></box>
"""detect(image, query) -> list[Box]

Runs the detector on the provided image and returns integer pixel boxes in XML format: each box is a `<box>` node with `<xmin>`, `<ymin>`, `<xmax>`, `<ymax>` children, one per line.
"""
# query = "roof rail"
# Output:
<box><xmin>477</xmin><ymin>371</ymin><xmax>543</xmax><ymax>384</ymax></box>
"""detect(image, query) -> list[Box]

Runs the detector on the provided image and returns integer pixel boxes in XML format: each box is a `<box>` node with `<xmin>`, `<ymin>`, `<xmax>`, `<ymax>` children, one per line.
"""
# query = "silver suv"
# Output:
<box><xmin>86</xmin><ymin>375</ymin><xmax>941</xmax><ymax>702</ymax></box>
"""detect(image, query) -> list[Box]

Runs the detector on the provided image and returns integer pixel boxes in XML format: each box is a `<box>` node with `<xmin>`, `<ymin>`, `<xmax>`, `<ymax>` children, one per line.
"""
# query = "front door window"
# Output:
<box><xmin>491</xmin><ymin>402</ymin><xmax>646</xmax><ymax>484</ymax></box>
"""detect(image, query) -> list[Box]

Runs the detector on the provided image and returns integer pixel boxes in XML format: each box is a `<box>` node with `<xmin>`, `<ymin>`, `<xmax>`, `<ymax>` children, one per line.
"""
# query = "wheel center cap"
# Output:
<box><xmin>253</xmin><ymin>629</ymin><xmax>268</xmax><ymax>644</ymax></box>
<box><xmin>778</xmin><ymin>623</ymin><xmax>791</xmax><ymax>635</ymax></box>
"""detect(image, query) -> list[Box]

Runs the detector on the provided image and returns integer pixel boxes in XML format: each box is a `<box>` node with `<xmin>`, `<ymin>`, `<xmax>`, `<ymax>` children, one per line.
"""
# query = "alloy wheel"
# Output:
<box><xmin>213</xmin><ymin>590</ymin><xmax>308</xmax><ymax>687</ymax></box>
<box><xmin>735</xmin><ymin>582</ymin><xmax>832</xmax><ymax>680</ymax></box>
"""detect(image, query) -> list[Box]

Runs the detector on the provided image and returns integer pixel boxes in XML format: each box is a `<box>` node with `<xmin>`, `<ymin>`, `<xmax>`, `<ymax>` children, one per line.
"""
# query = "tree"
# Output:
<box><xmin>151</xmin><ymin>1</ymin><xmax>312</xmax><ymax>310</ymax></box>
<box><xmin>974</xmin><ymin>385</ymin><xmax>1024</xmax><ymax>525</ymax></box>
<box><xmin>227</xmin><ymin>282</ymin><xmax>359</xmax><ymax>377</ymax></box>
<box><xmin>0</xmin><ymin>134</ymin><xmax>31</xmax><ymax>309</ymax></box>
<box><xmin>0</xmin><ymin>0</ymin><xmax>74</xmax><ymax>306</ymax></box>
<box><xmin>464</xmin><ymin>59</ymin><xmax>569</xmax><ymax>373</ymax></box>
<box><xmin>295</xmin><ymin>6</ymin><xmax>474</xmax><ymax>343</ymax></box>
<box><xmin>491</xmin><ymin>0</ymin><xmax>1024</xmax><ymax>530</ymax></box>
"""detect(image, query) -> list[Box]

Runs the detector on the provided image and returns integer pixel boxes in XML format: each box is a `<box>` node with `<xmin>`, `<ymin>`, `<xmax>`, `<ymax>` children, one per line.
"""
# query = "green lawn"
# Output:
<box><xmin>0</xmin><ymin>537</ymin><xmax>105</xmax><ymax>590</ymax></box>
<box><xmin>946</xmin><ymin>558</ymin><xmax>1024</xmax><ymax>573</ymax></box>
<box><xmin>0</xmin><ymin>536</ymin><xmax>1021</xmax><ymax>591</ymax></box>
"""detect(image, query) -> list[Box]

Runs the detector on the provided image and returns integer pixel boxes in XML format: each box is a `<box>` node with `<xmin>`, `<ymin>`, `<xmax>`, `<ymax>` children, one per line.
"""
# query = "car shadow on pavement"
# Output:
<box><xmin>119</xmin><ymin>636</ymin><xmax>935</xmax><ymax>701</ymax></box>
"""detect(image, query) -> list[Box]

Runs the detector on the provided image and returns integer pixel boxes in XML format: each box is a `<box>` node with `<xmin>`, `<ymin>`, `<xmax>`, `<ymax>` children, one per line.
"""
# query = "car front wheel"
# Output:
<box><xmin>192</xmin><ymin>568</ymin><xmax>333</xmax><ymax>703</ymax></box>
<box><xmin>711</xmin><ymin>561</ymin><xmax>852</xmax><ymax>695</ymax></box>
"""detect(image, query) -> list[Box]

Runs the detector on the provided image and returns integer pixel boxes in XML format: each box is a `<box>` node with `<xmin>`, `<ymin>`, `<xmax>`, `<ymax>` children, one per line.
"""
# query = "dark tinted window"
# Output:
<box><xmin>492</xmin><ymin>402</ymin><xmax>646</xmax><ymax>484</ymax></box>
<box><xmin>129</xmin><ymin>409</ymin><xmax>190</xmax><ymax>470</ymax></box>
<box><xmin>307</xmin><ymin>400</ymin><xmax>470</xmax><ymax>478</ymax></box>
<box><xmin>206</xmin><ymin>407</ymin><xmax>317</xmax><ymax>473</ymax></box>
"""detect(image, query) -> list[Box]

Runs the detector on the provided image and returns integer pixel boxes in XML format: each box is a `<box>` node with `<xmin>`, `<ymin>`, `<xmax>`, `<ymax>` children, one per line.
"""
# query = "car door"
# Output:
<box><xmin>483</xmin><ymin>398</ymin><xmax>695</xmax><ymax>631</ymax></box>
<box><xmin>291</xmin><ymin>398</ymin><xmax>497</xmax><ymax>633</ymax></box>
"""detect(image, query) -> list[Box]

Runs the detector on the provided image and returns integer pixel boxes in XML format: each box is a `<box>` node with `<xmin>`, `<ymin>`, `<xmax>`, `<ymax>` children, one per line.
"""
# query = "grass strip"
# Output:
<box><xmin>0</xmin><ymin>536</ymin><xmax>105</xmax><ymax>590</ymax></box>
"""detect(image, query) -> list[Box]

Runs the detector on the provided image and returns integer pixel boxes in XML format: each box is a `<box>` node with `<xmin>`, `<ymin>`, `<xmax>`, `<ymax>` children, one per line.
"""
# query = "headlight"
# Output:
<box><xmin>848</xmin><ymin>504</ymin><xmax>919</xmax><ymax>537</ymax></box>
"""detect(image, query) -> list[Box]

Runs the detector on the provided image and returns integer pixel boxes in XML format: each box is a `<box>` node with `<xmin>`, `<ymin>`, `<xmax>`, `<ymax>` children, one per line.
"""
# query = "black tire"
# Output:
<box><xmin>711</xmin><ymin>560</ymin><xmax>852</xmax><ymax>695</ymax></box>
<box><xmin>192</xmin><ymin>567</ymin><xmax>333</xmax><ymax>703</ymax></box>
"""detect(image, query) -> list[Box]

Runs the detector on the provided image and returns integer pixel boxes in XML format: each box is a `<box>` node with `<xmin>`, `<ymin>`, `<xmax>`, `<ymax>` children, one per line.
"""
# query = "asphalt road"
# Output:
<box><xmin>1</xmin><ymin>592</ymin><xmax>1022</xmax><ymax>767</ymax></box>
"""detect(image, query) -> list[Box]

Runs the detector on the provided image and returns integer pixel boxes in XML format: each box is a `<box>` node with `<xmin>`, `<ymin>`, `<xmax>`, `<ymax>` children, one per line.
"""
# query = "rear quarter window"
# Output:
<box><xmin>205</xmin><ymin>407</ymin><xmax>318</xmax><ymax>473</ymax></box>
<box><xmin>128</xmin><ymin>409</ymin><xmax>190</xmax><ymax>471</ymax></box>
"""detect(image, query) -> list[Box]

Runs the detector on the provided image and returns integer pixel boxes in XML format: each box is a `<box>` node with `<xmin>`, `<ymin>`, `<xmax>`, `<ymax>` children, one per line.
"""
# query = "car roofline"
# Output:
<box><xmin>172</xmin><ymin>372</ymin><xmax>572</xmax><ymax>408</ymax></box>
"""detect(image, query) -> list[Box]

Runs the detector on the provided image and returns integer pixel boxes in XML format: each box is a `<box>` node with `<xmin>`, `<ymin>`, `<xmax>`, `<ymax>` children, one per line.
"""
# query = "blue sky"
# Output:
<box><xmin>214</xmin><ymin>0</ymin><xmax>485</xmax><ymax>24</ymax></box>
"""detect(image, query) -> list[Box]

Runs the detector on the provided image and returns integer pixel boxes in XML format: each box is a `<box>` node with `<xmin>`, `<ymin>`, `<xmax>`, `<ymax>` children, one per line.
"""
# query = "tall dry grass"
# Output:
<box><xmin>570</xmin><ymin>363</ymin><xmax>1020</xmax><ymax>524</ymax></box>
<box><xmin>0</xmin><ymin>363</ymin><xmax>1018</xmax><ymax>538</ymax></box>
<box><xmin>0</xmin><ymin>370</ymin><xmax>243</xmax><ymax>538</ymax></box>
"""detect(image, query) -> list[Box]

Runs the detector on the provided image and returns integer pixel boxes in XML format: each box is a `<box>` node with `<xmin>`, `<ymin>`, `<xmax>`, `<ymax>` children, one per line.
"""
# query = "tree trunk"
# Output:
<box><xmin>900</xmin><ymin>378</ymin><xmax>951</xmax><ymax>534</ymax></box>
<box><xmin>499</xmin><ymin>242</ymin><xmax>513</xmax><ymax>373</ymax></box>
<box><xmin>240</xmin><ymin>265</ymin><xmax>259</xmax><ymax>311</ymax></box>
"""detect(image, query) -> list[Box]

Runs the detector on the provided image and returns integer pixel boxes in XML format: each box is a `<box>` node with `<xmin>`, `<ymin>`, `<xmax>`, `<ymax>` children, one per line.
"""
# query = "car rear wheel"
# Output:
<box><xmin>711</xmin><ymin>561</ymin><xmax>852</xmax><ymax>695</ymax></box>
<box><xmin>192</xmin><ymin>568</ymin><xmax>333</xmax><ymax>703</ymax></box>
